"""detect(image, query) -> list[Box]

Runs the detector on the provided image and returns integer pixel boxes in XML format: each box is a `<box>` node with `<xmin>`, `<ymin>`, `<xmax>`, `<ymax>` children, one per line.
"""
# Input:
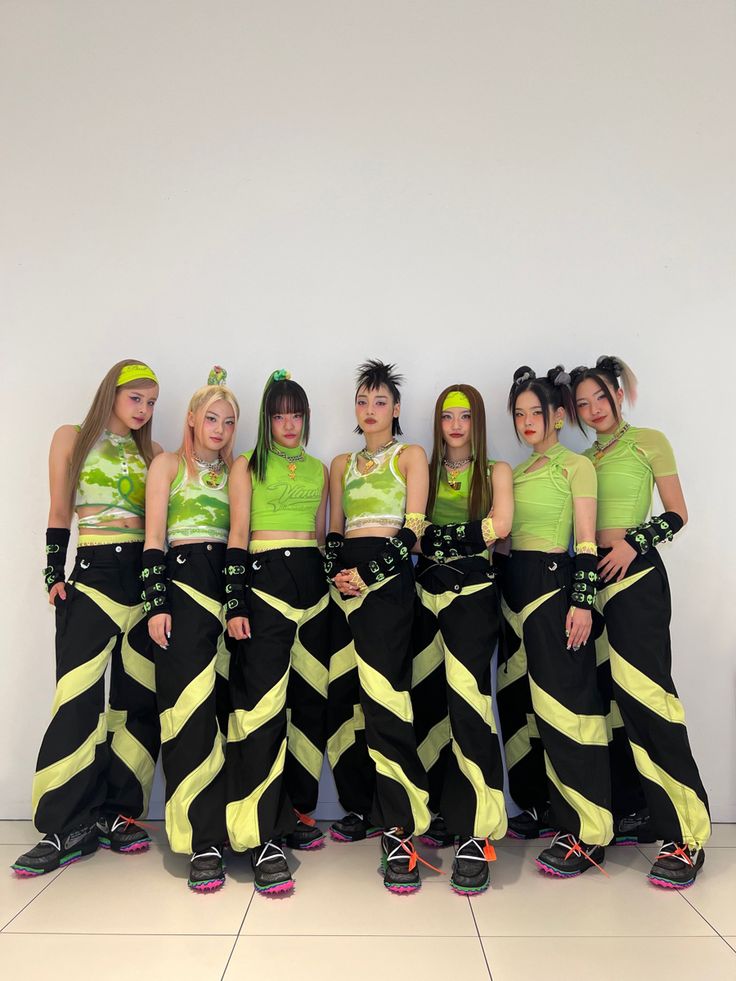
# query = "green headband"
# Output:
<box><xmin>442</xmin><ymin>389</ymin><xmax>471</xmax><ymax>411</ymax></box>
<box><xmin>117</xmin><ymin>363</ymin><xmax>158</xmax><ymax>387</ymax></box>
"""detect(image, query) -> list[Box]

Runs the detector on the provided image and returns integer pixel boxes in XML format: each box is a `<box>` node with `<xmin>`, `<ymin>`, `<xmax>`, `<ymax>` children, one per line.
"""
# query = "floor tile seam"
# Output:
<box><xmin>477</xmin><ymin>933</ymin><xmax>724</xmax><ymax>939</ymax></box>
<box><xmin>221</xmin><ymin>890</ymin><xmax>255</xmax><ymax>980</ymax></box>
<box><xmin>238</xmin><ymin>932</ymin><xmax>481</xmax><ymax>938</ymax></box>
<box><xmin>0</xmin><ymin>867</ymin><xmax>68</xmax><ymax>933</ymax></box>
<box><xmin>467</xmin><ymin>895</ymin><xmax>494</xmax><ymax>980</ymax></box>
<box><xmin>1</xmin><ymin>930</ymin><xmax>241</xmax><ymax>937</ymax></box>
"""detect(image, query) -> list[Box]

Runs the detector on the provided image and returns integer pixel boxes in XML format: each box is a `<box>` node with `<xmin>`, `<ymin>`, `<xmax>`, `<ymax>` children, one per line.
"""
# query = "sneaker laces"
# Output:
<box><xmin>656</xmin><ymin>841</ymin><xmax>699</xmax><ymax>866</ymax></box>
<box><xmin>41</xmin><ymin>834</ymin><xmax>61</xmax><ymax>851</ymax></box>
<box><xmin>384</xmin><ymin>828</ymin><xmax>446</xmax><ymax>875</ymax></box>
<box><xmin>191</xmin><ymin>846</ymin><xmax>223</xmax><ymax>862</ymax></box>
<box><xmin>455</xmin><ymin>837</ymin><xmax>497</xmax><ymax>863</ymax></box>
<box><xmin>254</xmin><ymin>840</ymin><xmax>287</xmax><ymax>867</ymax></box>
<box><xmin>111</xmin><ymin>815</ymin><xmax>154</xmax><ymax>833</ymax></box>
<box><xmin>549</xmin><ymin>831</ymin><xmax>610</xmax><ymax>877</ymax></box>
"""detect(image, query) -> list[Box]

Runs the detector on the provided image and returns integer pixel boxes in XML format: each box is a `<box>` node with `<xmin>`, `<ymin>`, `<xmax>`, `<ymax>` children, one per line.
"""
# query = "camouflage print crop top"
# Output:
<box><xmin>75</xmin><ymin>429</ymin><xmax>148</xmax><ymax>533</ymax></box>
<box><xmin>167</xmin><ymin>457</ymin><xmax>230</xmax><ymax>544</ymax></box>
<box><xmin>343</xmin><ymin>442</ymin><xmax>407</xmax><ymax>533</ymax></box>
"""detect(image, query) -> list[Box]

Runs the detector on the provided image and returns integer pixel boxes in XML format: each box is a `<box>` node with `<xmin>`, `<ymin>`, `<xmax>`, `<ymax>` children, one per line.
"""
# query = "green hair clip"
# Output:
<box><xmin>272</xmin><ymin>369</ymin><xmax>291</xmax><ymax>382</ymax></box>
<box><xmin>208</xmin><ymin>365</ymin><xmax>227</xmax><ymax>386</ymax></box>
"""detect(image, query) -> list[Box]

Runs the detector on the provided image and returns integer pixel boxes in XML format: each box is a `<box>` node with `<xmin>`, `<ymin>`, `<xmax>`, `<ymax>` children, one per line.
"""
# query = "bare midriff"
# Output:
<box><xmin>251</xmin><ymin>529</ymin><xmax>317</xmax><ymax>541</ymax></box>
<box><xmin>345</xmin><ymin>525</ymin><xmax>400</xmax><ymax>539</ymax></box>
<box><xmin>76</xmin><ymin>506</ymin><xmax>144</xmax><ymax>533</ymax></box>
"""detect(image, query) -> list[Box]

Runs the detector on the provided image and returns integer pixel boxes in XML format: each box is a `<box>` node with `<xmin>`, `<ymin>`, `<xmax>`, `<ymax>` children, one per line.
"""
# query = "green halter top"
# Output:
<box><xmin>511</xmin><ymin>442</ymin><xmax>596</xmax><ymax>551</ymax></box>
<box><xmin>246</xmin><ymin>447</ymin><xmax>324</xmax><ymax>533</ymax></box>
<box><xmin>583</xmin><ymin>426</ymin><xmax>677</xmax><ymax>530</ymax></box>
<box><xmin>75</xmin><ymin>429</ymin><xmax>147</xmax><ymax>535</ymax></box>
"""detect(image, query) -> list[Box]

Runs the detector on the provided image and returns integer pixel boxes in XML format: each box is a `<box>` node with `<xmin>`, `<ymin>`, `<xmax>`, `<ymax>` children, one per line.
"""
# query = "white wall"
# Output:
<box><xmin>2</xmin><ymin>0</ymin><xmax>734</xmax><ymax>821</ymax></box>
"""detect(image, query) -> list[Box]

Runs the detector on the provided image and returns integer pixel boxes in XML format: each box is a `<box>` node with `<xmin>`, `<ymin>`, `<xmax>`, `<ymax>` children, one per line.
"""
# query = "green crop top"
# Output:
<box><xmin>75</xmin><ymin>429</ymin><xmax>147</xmax><ymax>533</ymax></box>
<box><xmin>246</xmin><ymin>447</ymin><xmax>324</xmax><ymax>533</ymax></box>
<box><xmin>431</xmin><ymin>462</ymin><xmax>494</xmax><ymax>526</ymax></box>
<box><xmin>343</xmin><ymin>442</ymin><xmax>407</xmax><ymax>533</ymax></box>
<box><xmin>167</xmin><ymin>457</ymin><xmax>230</xmax><ymax>543</ymax></box>
<box><xmin>511</xmin><ymin>442</ymin><xmax>596</xmax><ymax>552</ymax></box>
<box><xmin>583</xmin><ymin>426</ymin><xmax>677</xmax><ymax>530</ymax></box>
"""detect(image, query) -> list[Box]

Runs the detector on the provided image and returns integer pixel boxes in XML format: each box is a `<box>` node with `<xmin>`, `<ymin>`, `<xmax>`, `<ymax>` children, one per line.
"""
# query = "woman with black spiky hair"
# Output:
<box><xmin>224</xmin><ymin>370</ymin><xmax>330</xmax><ymax>897</ymax></box>
<box><xmin>571</xmin><ymin>356</ymin><xmax>710</xmax><ymax>889</ymax></box>
<box><xmin>498</xmin><ymin>365</ymin><xmax>613</xmax><ymax>879</ymax></box>
<box><xmin>324</xmin><ymin>359</ymin><xmax>432</xmax><ymax>894</ymax></box>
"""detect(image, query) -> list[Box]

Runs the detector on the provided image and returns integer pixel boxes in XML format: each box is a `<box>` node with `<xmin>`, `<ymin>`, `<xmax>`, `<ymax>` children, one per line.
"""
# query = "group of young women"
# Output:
<box><xmin>13</xmin><ymin>355</ymin><xmax>710</xmax><ymax>899</ymax></box>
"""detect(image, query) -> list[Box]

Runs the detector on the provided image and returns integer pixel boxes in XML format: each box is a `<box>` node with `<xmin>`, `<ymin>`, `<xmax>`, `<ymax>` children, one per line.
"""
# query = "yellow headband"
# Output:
<box><xmin>442</xmin><ymin>390</ymin><xmax>471</xmax><ymax>411</ymax></box>
<box><xmin>117</xmin><ymin>364</ymin><xmax>159</xmax><ymax>388</ymax></box>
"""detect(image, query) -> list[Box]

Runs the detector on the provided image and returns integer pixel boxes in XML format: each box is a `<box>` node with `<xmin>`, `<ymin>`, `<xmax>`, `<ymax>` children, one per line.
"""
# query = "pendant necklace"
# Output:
<box><xmin>271</xmin><ymin>444</ymin><xmax>306</xmax><ymax>480</ymax></box>
<box><xmin>442</xmin><ymin>456</ymin><xmax>473</xmax><ymax>491</ymax></box>
<box><xmin>593</xmin><ymin>422</ymin><xmax>631</xmax><ymax>463</ymax></box>
<box><xmin>194</xmin><ymin>453</ymin><xmax>226</xmax><ymax>489</ymax></box>
<box><xmin>359</xmin><ymin>438</ymin><xmax>397</xmax><ymax>473</ymax></box>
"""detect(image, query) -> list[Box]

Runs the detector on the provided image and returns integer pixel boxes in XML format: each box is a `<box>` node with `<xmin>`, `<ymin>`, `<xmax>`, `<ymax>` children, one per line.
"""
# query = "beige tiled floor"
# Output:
<box><xmin>2</xmin><ymin>822</ymin><xmax>735</xmax><ymax>980</ymax></box>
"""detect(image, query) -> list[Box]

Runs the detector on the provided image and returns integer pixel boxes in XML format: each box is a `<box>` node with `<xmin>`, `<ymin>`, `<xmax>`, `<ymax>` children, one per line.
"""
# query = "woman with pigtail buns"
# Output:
<box><xmin>324</xmin><ymin>359</ymin><xmax>431</xmax><ymax>895</ymax></box>
<box><xmin>142</xmin><ymin>367</ymin><xmax>239</xmax><ymax>892</ymax></box>
<box><xmin>497</xmin><ymin>365</ymin><xmax>613</xmax><ymax>878</ymax></box>
<box><xmin>410</xmin><ymin>384</ymin><xmax>513</xmax><ymax>895</ymax></box>
<box><xmin>224</xmin><ymin>370</ymin><xmax>330</xmax><ymax>897</ymax></box>
<box><xmin>13</xmin><ymin>360</ymin><xmax>163</xmax><ymax>878</ymax></box>
<box><xmin>571</xmin><ymin>356</ymin><xmax>710</xmax><ymax>888</ymax></box>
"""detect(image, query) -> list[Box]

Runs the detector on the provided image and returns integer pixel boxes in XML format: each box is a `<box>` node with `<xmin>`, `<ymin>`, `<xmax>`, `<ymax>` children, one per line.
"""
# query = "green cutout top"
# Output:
<box><xmin>167</xmin><ymin>457</ymin><xmax>230</xmax><ymax>543</ymax></box>
<box><xmin>583</xmin><ymin>426</ymin><xmax>677</xmax><ymax>530</ymax></box>
<box><xmin>511</xmin><ymin>442</ymin><xmax>596</xmax><ymax>551</ymax></box>
<box><xmin>246</xmin><ymin>447</ymin><xmax>324</xmax><ymax>533</ymax></box>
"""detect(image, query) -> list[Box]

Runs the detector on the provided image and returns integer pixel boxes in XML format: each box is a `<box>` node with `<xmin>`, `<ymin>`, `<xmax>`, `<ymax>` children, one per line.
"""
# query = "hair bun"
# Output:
<box><xmin>595</xmin><ymin>355</ymin><xmax>622</xmax><ymax>377</ymax></box>
<box><xmin>513</xmin><ymin>365</ymin><xmax>536</xmax><ymax>386</ymax></box>
<box><xmin>546</xmin><ymin>365</ymin><xmax>571</xmax><ymax>387</ymax></box>
<box><xmin>208</xmin><ymin>365</ymin><xmax>227</xmax><ymax>386</ymax></box>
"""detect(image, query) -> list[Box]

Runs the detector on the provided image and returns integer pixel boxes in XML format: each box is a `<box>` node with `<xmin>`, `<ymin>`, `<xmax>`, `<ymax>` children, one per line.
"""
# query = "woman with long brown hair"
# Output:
<box><xmin>13</xmin><ymin>360</ymin><xmax>163</xmax><ymax>877</ymax></box>
<box><xmin>412</xmin><ymin>384</ymin><xmax>513</xmax><ymax>894</ymax></box>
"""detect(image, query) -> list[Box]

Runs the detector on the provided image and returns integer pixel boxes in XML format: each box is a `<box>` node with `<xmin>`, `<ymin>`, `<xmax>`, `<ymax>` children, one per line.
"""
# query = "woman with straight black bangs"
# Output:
<box><xmin>324</xmin><ymin>359</ymin><xmax>431</xmax><ymax>894</ymax></box>
<box><xmin>225</xmin><ymin>370</ymin><xmax>330</xmax><ymax>896</ymax></box>
<box><xmin>497</xmin><ymin>365</ymin><xmax>613</xmax><ymax>877</ymax></box>
<box><xmin>571</xmin><ymin>356</ymin><xmax>710</xmax><ymax>888</ymax></box>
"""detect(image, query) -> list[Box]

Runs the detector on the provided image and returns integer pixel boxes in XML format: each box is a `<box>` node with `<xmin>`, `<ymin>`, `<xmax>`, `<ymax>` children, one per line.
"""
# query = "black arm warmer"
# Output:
<box><xmin>420</xmin><ymin>521</ymin><xmax>485</xmax><ymax>562</ymax></box>
<box><xmin>355</xmin><ymin>526</ymin><xmax>417</xmax><ymax>587</ymax></box>
<box><xmin>570</xmin><ymin>552</ymin><xmax>598</xmax><ymax>610</ymax></box>
<box><xmin>43</xmin><ymin>527</ymin><xmax>70</xmax><ymax>592</ymax></box>
<box><xmin>625</xmin><ymin>511</ymin><xmax>684</xmax><ymax>556</ymax></box>
<box><xmin>224</xmin><ymin>547</ymin><xmax>251</xmax><ymax>621</ymax></box>
<box><xmin>140</xmin><ymin>548</ymin><xmax>170</xmax><ymax>619</ymax></box>
<box><xmin>323</xmin><ymin>532</ymin><xmax>345</xmax><ymax>582</ymax></box>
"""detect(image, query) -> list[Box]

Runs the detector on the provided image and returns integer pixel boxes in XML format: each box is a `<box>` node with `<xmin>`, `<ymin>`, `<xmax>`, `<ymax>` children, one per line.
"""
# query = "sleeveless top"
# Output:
<box><xmin>246</xmin><ymin>447</ymin><xmax>324</xmax><ymax>533</ymax></box>
<box><xmin>431</xmin><ymin>461</ymin><xmax>494</xmax><ymax>526</ymax></box>
<box><xmin>583</xmin><ymin>426</ymin><xmax>677</xmax><ymax>530</ymax></box>
<box><xmin>511</xmin><ymin>443</ymin><xmax>597</xmax><ymax>551</ymax></box>
<box><xmin>75</xmin><ymin>429</ymin><xmax>147</xmax><ymax>535</ymax></box>
<box><xmin>167</xmin><ymin>457</ymin><xmax>230</xmax><ymax>544</ymax></box>
<box><xmin>343</xmin><ymin>442</ymin><xmax>407</xmax><ymax>533</ymax></box>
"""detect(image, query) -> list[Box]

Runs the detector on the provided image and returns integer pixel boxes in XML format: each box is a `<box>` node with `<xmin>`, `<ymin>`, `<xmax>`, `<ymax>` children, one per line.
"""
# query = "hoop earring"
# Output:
<box><xmin>554</xmin><ymin>419</ymin><xmax>564</xmax><ymax>431</ymax></box>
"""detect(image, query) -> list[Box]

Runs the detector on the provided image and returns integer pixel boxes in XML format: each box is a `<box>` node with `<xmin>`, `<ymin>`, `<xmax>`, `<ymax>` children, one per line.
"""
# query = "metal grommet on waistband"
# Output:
<box><xmin>176</xmin><ymin>554</ymin><xmax>186</xmax><ymax>564</ymax></box>
<box><xmin>548</xmin><ymin>561</ymin><xmax>558</xmax><ymax>571</ymax></box>
<box><xmin>252</xmin><ymin>560</ymin><xmax>261</xmax><ymax>571</ymax></box>
<box><xmin>80</xmin><ymin>558</ymin><xmax>90</xmax><ymax>570</ymax></box>
<box><xmin>115</xmin><ymin>545</ymin><xmax>122</xmax><ymax>553</ymax></box>
<box><xmin>284</xmin><ymin>550</ymin><xmax>291</xmax><ymax>557</ymax></box>
<box><xmin>207</xmin><ymin>543</ymin><xmax>212</xmax><ymax>551</ymax></box>
<box><xmin>453</xmin><ymin>584</ymin><xmax>460</xmax><ymax>592</ymax></box>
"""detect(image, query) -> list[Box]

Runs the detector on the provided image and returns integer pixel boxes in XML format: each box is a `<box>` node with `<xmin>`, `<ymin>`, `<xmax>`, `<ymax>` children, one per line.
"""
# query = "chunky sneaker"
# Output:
<box><xmin>251</xmin><ymin>840</ymin><xmax>295</xmax><ymax>895</ymax></box>
<box><xmin>613</xmin><ymin>808</ymin><xmax>656</xmax><ymax>846</ymax></box>
<box><xmin>188</xmin><ymin>846</ymin><xmax>226</xmax><ymax>892</ymax></box>
<box><xmin>450</xmin><ymin>836</ymin><xmax>496</xmax><ymax>895</ymax></box>
<box><xmin>329</xmin><ymin>811</ymin><xmax>382</xmax><ymax>843</ymax></box>
<box><xmin>12</xmin><ymin>825</ymin><xmax>98</xmax><ymax>876</ymax></box>
<box><xmin>648</xmin><ymin>842</ymin><xmax>705</xmax><ymax>889</ymax></box>
<box><xmin>506</xmin><ymin>806</ymin><xmax>555</xmax><ymax>840</ymax></box>
<box><xmin>285</xmin><ymin>812</ymin><xmax>326</xmax><ymax>851</ymax></box>
<box><xmin>96</xmin><ymin>814</ymin><xmax>151</xmax><ymax>853</ymax></box>
<box><xmin>418</xmin><ymin>814</ymin><xmax>455</xmax><ymax>849</ymax></box>
<box><xmin>381</xmin><ymin>828</ymin><xmax>421</xmax><ymax>894</ymax></box>
<box><xmin>536</xmin><ymin>832</ymin><xmax>606</xmax><ymax>878</ymax></box>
